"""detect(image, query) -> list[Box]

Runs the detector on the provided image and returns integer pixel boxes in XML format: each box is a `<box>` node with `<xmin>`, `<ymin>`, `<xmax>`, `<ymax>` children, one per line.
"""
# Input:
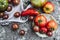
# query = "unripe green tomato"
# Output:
<box><xmin>31</xmin><ymin>0</ymin><xmax>47</xmax><ymax>8</ymax></box>
<box><xmin>0</xmin><ymin>0</ymin><xmax>8</xmax><ymax>12</ymax></box>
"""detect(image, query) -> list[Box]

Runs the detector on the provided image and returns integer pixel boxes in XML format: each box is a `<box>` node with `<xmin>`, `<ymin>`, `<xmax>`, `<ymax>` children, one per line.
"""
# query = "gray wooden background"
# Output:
<box><xmin>0</xmin><ymin>0</ymin><xmax>60</xmax><ymax>40</ymax></box>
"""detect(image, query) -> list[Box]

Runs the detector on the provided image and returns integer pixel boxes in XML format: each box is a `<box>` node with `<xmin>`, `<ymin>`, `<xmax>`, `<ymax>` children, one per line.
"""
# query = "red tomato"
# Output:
<box><xmin>21</xmin><ymin>11</ymin><xmax>29</xmax><ymax>16</ymax></box>
<box><xmin>46</xmin><ymin>20</ymin><xmax>58</xmax><ymax>31</ymax></box>
<box><xmin>46</xmin><ymin>31</ymin><xmax>53</xmax><ymax>37</ymax></box>
<box><xmin>34</xmin><ymin>15</ymin><xmax>47</xmax><ymax>27</ymax></box>
<box><xmin>40</xmin><ymin>27</ymin><xmax>47</xmax><ymax>34</ymax></box>
<box><xmin>21</xmin><ymin>8</ymin><xmax>39</xmax><ymax>16</ymax></box>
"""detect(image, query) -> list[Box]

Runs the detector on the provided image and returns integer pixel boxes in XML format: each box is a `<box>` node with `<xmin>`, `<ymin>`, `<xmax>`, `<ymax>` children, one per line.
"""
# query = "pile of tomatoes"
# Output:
<box><xmin>21</xmin><ymin>8</ymin><xmax>58</xmax><ymax>37</ymax></box>
<box><xmin>33</xmin><ymin>15</ymin><xmax>57</xmax><ymax>37</ymax></box>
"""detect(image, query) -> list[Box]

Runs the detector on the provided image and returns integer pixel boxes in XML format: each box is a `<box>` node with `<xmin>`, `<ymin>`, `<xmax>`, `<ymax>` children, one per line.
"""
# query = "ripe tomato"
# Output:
<box><xmin>34</xmin><ymin>15</ymin><xmax>47</xmax><ymax>27</ymax></box>
<box><xmin>43</xmin><ymin>2</ymin><xmax>54</xmax><ymax>14</ymax></box>
<box><xmin>21</xmin><ymin>8</ymin><xmax>39</xmax><ymax>16</ymax></box>
<box><xmin>46</xmin><ymin>20</ymin><xmax>57</xmax><ymax>31</ymax></box>
<box><xmin>46</xmin><ymin>31</ymin><xmax>53</xmax><ymax>37</ymax></box>
<box><xmin>33</xmin><ymin>25</ymin><xmax>40</xmax><ymax>32</ymax></box>
<box><xmin>40</xmin><ymin>27</ymin><xmax>47</xmax><ymax>34</ymax></box>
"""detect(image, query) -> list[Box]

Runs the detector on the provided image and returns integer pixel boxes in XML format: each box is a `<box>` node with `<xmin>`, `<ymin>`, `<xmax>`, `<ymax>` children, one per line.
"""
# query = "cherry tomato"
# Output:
<box><xmin>19</xmin><ymin>30</ymin><xmax>25</xmax><ymax>36</ymax></box>
<box><xmin>14</xmin><ymin>12</ymin><xmax>20</xmax><ymax>18</ymax></box>
<box><xmin>12</xmin><ymin>23</ymin><xmax>19</xmax><ymax>30</ymax></box>
<box><xmin>46</xmin><ymin>31</ymin><xmax>53</xmax><ymax>37</ymax></box>
<box><xmin>7</xmin><ymin>6</ymin><xmax>12</xmax><ymax>12</ymax></box>
<box><xmin>28</xmin><ymin>16</ymin><xmax>34</xmax><ymax>21</ymax></box>
<box><xmin>40</xmin><ymin>27</ymin><xmax>47</xmax><ymax>34</ymax></box>
<box><xmin>33</xmin><ymin>25</ymin><xmax>39</xmax><ymax>32</ymax></box>
<box><xmin>8</xmin><ymin>0</ymin><xmax>12</xmax><ymax>3</ymax></box>
<box><xmin>3</xmin><ymin>14</ymin><xmax>9</xmax><ymax>19</ymax></box>
<box><xmin>12</xmin><ymin>0</ymin><xmax>20</xmax><ymax>5</ymax></box>
<box><xmin>0</xmin><ymin>12</ymin><xmax>4</xmax><ymax>18</ymax></box>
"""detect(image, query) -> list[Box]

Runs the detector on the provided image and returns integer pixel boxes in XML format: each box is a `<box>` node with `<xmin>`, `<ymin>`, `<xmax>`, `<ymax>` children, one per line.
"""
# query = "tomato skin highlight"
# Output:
<box><xmin>34</xmin><ymin>15</ymin><xmax>47</xmax><ymax>27</ymax></box>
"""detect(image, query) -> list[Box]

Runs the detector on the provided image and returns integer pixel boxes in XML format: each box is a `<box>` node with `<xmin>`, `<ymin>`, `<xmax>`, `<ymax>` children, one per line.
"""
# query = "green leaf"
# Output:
<box><xmin>38</xmin><ymin>20</ymin><xmax>42</xmax><ymax>23</ymax></box>
<box><xmin>46</xmin><ymin>7</ymin><xmax>50</xmax><ymax>11</ymax></box>
<box><xmin>50</xmin><ymin>28</ymin><xmax>55</xmax><ymax>31</ymax></box>
<box><xmin>37</xmin><ymin>10</ymin><xmax>40</xmax><ymax>13</ymax></box>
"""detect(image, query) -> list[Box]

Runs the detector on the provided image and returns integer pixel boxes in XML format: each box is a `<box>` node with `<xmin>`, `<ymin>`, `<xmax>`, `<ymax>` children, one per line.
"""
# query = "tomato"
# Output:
<box><xmin>33</xmin><ymin>25</ymin><xmax>40</xmax><ymax>32</ymax></box>
<box><xmin>34</xmin><ymin>15</ymin><xmax>47</xmax><ymax>27</ymax></box>
<box><xmin>28</xmin><ymin>16</ymin><xmax>34</xmax><ymax>21</ymax></box>
<box><xmin>31</xmin><ymin>0</ymin><xmax>47</xmax><ymax>8</ymax></box>
<box><xmin>40</xmin><ymin>27</ymin><xmax>47</xmax><ymax>34</ymax></box>
<box><xmin>46</xmin><ymin>31</ymin><xmax>53</xmax><ymax>37</ymax></box>
<box><xmin>21</xmin><ymin>8</ymin><xmax>39</xmax><ymax>16</ymax></box>
<box><xmin>21</xmin><ymin>11</ymin><xmax>29</xmax><ymax>16</ymax></box>
<box><xmin>43</xmin><ymin>2</ymin><xmax>54</xmax><ymax>14</ymax></box>
<box><xmin>46</xmin><ymin>20</ymin><xmax>57</xmax><ymax>31</ymax></box>
<box><xmin>12</xmin><ymin>0</ymin><xmax>20</xmax><ymax>6</ymax></box>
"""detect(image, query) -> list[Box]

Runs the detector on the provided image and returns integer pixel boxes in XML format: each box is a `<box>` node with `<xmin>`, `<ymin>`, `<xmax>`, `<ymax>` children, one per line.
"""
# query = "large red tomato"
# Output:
<box><xmin>34</xmin><ymin>15</ymin><xmax>47</xmax><ymax>27</ymax></box>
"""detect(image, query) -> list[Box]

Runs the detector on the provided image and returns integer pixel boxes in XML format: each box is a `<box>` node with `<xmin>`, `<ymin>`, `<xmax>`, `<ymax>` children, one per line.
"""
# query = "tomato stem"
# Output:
<box><xmin>38</xmin><ymin>20</ymin><xmax>42</xmax><ymax>23</ymax></box>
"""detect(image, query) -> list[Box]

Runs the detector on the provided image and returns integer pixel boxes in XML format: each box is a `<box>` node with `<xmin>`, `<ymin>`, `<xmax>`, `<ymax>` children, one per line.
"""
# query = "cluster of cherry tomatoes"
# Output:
<box><xmin>11</xmin><ymin>23</ymin><xmax>25</xmax><ymax>36</ymax></box>
<box><xmin>0</xmin><ymin>0</ymin><xmax>20</xmax><ymax>20</ymax></box>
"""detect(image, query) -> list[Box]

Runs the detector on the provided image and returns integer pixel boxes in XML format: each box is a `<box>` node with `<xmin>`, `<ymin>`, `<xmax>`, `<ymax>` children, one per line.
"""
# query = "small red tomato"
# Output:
<box><xmin>19</xmin><ymin>30</ymin><xmax>25</xmax><ymax>36</ymax></box>
<box><xmin>29</xmin><ymin>16</ymin><xmax>34</xmax><ymax>21</ymax></box>
<box><xmin>34</xmin><ymin>15</ymin><xmax>47</xmax><ymax>27</ymax></box>
<box><xmin>40</xmin><ymin>27</ymin><xmax>47</xmax><ymax>34</ymax></box>
<box><xmin>12</xmin><ymin>23</ymin><xmax>19</xmax><ymax>30</ymax></box>
<box><xmin>7</xmin><ymin>6</ymin><xmax>12</xmax><ymax>12</ymax></box>
<box><xmin>46</xmin><ymin>32</ymin><xmax>53</xmax><ymax>37</ymax></box>
<box><xmin>8</xmin><ymin>0</ymin><xmax>12</xmax><ymax>3</ymax></box>
<box><xmin>12</xmin><ymin>0</ymin><xmax>20</xmax><ymax>5</ymax></box>
<box><xmin>0</xmin><ymin>12</ymin><xmax>4</xmax><ymax>18</ymax></box>
<box><xmin>3</xmin><ymin>14</ymin><xmax>9</xmax><ymax>19</ymax></box>
<box><xmin>14</xmin><ymin>12</ymin><xmax>20</xmax><ymax>18</ymax></box>
<box><xmin>33</xmin><ymin>25</ymin><xmax>40</xmax><ymax>32</ymax></box>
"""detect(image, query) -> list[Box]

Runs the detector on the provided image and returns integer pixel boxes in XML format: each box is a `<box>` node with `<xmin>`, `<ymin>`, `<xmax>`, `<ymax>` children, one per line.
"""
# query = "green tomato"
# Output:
<box><xmin>0</xmin><ymin>0</ymin><xmax>8</xmax><ymax>12</ymax></box>
<box><xmin>31</xmin><ymin>0</ymin><xmax>47</xmax><ymax>8</ymax></box>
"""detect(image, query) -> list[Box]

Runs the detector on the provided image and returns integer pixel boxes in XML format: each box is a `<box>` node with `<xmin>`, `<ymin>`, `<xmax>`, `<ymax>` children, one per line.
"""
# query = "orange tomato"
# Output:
<box><xmin>46</xmin><ymin>20</ymin><xmax>57</xmax><ymax>31</ymax></box>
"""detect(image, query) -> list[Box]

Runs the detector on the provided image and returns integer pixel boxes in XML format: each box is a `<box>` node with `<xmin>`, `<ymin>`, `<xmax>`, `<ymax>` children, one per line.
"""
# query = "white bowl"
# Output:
<box><xmin>32</xmin><ymin>14</ymin><xmax>57</xmax><ymax>38</ymax></box>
